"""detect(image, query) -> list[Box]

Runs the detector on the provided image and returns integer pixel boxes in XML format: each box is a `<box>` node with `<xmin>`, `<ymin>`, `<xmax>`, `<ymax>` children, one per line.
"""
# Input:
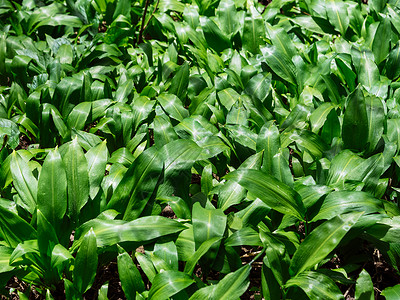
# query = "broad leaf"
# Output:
<box><xmin>342</xmin><ymin>86</ymin><xmax>369</xmax><ymax>151</ymax></box>
<box><xmin>285</xmin><ymin>271</ymin><xmax>344</xmax><ymax>300</ymax></box>
<box><xmin>290</xmin><ymin>212</ymin><xmax>363</xmax><ymax>276</ymax></box>
<box><xmin>72</xmin><ymin>216</ymin><xmax>186</xmax><ymax>250</ymax></box>
<box><xmin>73</xmin><ymin>228</ymin><xmax>97</xmax><ymax>294</ymax></box>
<box><xmin>10</xmin><ymin>151</ymin><xmax>37</xmax><ymax>214</ymax></box>
<box><xmin>148</xmin><ymin>270</ymin><xmax>194</xmax><ymax>300</ymax></box>
<box><xmin>37</xmin><ymin>148</ymin><xmax>67</xmax><ymax>230</ymax></box>
<box><xmin>225</xmin><ymin>169</ymin><xmax>305</xmax><ymax>220</ymax></box>
<box><xmin>63</xmin><ymin>138</ymin><xmax>89</xmax><ymax>225</ymax></box>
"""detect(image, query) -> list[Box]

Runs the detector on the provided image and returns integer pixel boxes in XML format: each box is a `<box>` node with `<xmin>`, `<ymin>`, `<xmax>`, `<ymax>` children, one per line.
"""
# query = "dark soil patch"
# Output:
<box><xmin>84</xmin><ymin>260</ymin><xmax>125</xmax><ymax>300</ymax></box>
<box><xmin>16</xmin><ymin>134</ymin><xmax>32</xmax><ymax>150</ymax></box>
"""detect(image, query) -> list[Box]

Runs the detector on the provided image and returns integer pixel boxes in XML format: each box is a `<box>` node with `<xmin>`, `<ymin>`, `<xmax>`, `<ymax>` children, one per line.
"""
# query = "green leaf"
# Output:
<box><xmin>200</xmin><ymin>22</ymin><xmax>228</xmax><ymax>56</ymax></box>
<box><xmin>63</xmin><ymin>138</ymin><xmax>89</xmax><ymax>225</ymax></box>
<box><xmin>335</xmin><ymin>56</ymin><xmax>356</xmax><ymax>91</ymax></box>
<box><xmin>51</xmin><ymin>244</ymin><xmax>73</xmax><ymax>276</ymax></box>
<box><xmin>266</xmin><ymin>23</ymin><xmax>297</xmax><ymax>59</ymax></box>
<box><xmin>0</xmin><ymin>119</ymin><xmax>19</xmax><ymax>149</ymax></box>
<box><xmin>56</xmin><ymin>44</ymin><xmax>73</xmax><ymax>65</ymax></box>
<box><xmin>108</xmin><ymin>148</ymin><xmax>134</xmax><ymax>167</ymax></box>
<box><xmin>118</xmin><ymin>250</ymin><xmax>145</xmax><ymax>300</ymax></box>
<box><xmin>326</xmin><ymin>0</ymin><xmax>349</xmax><ymax>35</ymax></box>
<box><xmin>148</xmin><ymin>270</ymin><xmax>194</xmax><ymax>300</ymax></box>
<box><xmin>107</xmin><ymin>147</ymin><xmax>163</xmax><ymax>221</ymax></box>
<box><xmin>10</xmin><ymin>151</ymin><xmax>37</xmax><ymax>214</ymax></box>
<box><xmin>261</xmin><ymin>262</ymin><xmax>281</xmax><ymax>300</ymax></box>
<box><xmin>64</xmin><ymin>279</ymin><xmax>80</xmax><ymax>300</ymax></box>
<box><xmin>387</xmin><ymin>119</ymin><xmax>400</xmax><ymax>152</ymax></box>
<box><xmin>158</xmin><ymin>139</ymin><xmax>204</xmax><ymax>197</ymax></box>
<box><xmin>381</xmin><ymin>284</ymin><xmax>400</xmax><ymax>299</ymax></box>
<box><xmin>349</xmin><ymin>153</ymin><xmax>385</xmax><ymax>194</ymax></box>
<box><xmin>372</xmin><ymin>16</ymin><xmax>391</xmax><ymax>65</ymax></box>
<box><xmin>289</xmin><ymin>212</ymin><xmax>363</xmax><ymax>276</ymax></box>
<box><xmin>321</xmin><ymin>75</ymin><xmax>341</xmax><ymax>106</ymax></box>
<box><xmin>37</xmin><ymin>148</ymin><xmax>67</xmax><ymax>230</ymax></box>
<box><xmin>262</xmin><ymin>235</ymin><xmax>290</xmax><ymax>287</ymax></box>
<box><xmin>216</xmin><ymin>0</ymin><xmax>239</xmax><ymax>36</ymax></box>
<box><xmin>388</xmin><ymin>5</ymin><xmax>400</xmax><ymax>34</ymax></box>
<box><xmin>218</xmin><ymin>88</ymin><xmax>239</xmax><ymax>111</ymax></box>
<box><xmin>98</xmin><ymin>284</ymin><xmax>108</xmax><ymax>300</ymax></box>
<box><xmin>355</xmin><ymin>269</ymin><xmax>374</xmax><ymax>300</ymax></box>
<box><xmin>358</xmin><ymin>54</ymin><xmax>380</xmax><ymax>96</ymax></box>
<box><xmin>326</xmin><ymin>150</ymin><xmax>363</xmax><ymax>186</ymax></box>
<box><xmin>169</xmin><ymin>62</ymin><xmax>189</xmax><ymax>101</ymax></box>
<box><xmin>0</xmin><ymin>32</ymin><xmax>6</xmax><ymax>76</ymax></box>
<box><xmin>218</xmin><ymin>152</ymin><xmax>262</xmax><ymax>211</ymax></box>
<box><xmin>159</xmin><ymin>0</ymin><xmax>185</xmax><ymax>13</ymax></box>
<box><xmin>192</xmin><ymin>202</ymin><xmax>226</xmax><ymax>269</ymax></box>
<box><xmin>46</xmin><ymin>289</ymin><xmax>55</xmax><ymax>300</ymax></box>
<box><xmin>184</xmin><ymin>237</ymin><xmax>222</xmax><ymax>275</ymax></box>
<box><xmin>226</xmin><ymin>124</ymin><xmax>258</xmax><ymax>151</ymax></box>
<box><xmin>386</xmin><ymin>41</ymin><xmax>400</xmax><ymax>80</ymax></box>
<box><xmin>153</xmin><ymin>116</ymin><xmax>179</xmax><ymax>149</ymax></box>
<box><xmin>290</xmin><ymin>15</ymin><xmax>325</xmax><ymax>35</ymax></box>
<box><xmin>37</xmin><ymin>209</ymin><xmax>59</xmax><ymax>260</ymax></box>
<box><xmin>310</xmin><ymin>103</ymin><xmax>335</xmax><ymax>133</ymax></box>
<box><xmin>226</xmin><ymin>98</ymin><xmax>248</xmax><ymax>126</ymax></box>
<box><xmin>158</xmin><ymin>196</ymin><xmax>191</xmax><ymax>219</ymax></box>
<box><xmin>9</xmin><ymin>239</ymin><xmax>40</xmax><ymax>267</ymax></box>
<box><xmin>72</xmin><ymin>216</ymin><xmax>186</xmax><ymax>250</ymax></box>
<box><xmin>154</xmin><ymin>240</ymin><xmax>179</xmax><ymax>271</ymax></box>
<box><xmin>242</xmin><ymin>6</ymin><xmax>265</xmax><ymax>54</ymax></box>
<box><xmin>369</xmin><ymin>0</ymin><xmax>387</xmax><ymax>13</ymax></box>
<box><xmin>211</xmin><ymin>264</ymin><xmax>251</xmax><ymax>300</ymax></box>
<box><xmin>312</xmin><ymin>191</ymin><xmax>384</xmax><ymax>222</ymax></box>
<box><xmin>257</xmin><ymin>121</ymin><xmax>280</xmax><ymax>174</ymax></box>
<box><xmin>0</xmin><ymin>246</ymin><xmax>14</xmax><ymax>273</ymax></box>
<box><xmin>225</xmin><ymin>227</ymin><xmax>262</xmax><ymax>247</ymax></box>
<box><xmin>201</xmin><ymin>163</ymin><xmax>213</xmax><ymax>198</ymax></box>
<box><xmin>31</xmin><ymin>15</ymin><xmax>83</xmax><ymax>34</ymax></box>
<box><xmin>10</xmin><ymin>55</ymin><xmax>32</xmax><ymax>84</ymax></box>
<box><xmin>71</xmin><ymin>129</ymin><xmax>102</xmax><ymax>151</ymax></box>
<box><xmin>51</xmin><ymin>107</ymin><xmax>69</xmax><ymax>140</ymax></box>
<box><xmin>80</xmin><ymin>71</ymin><xmax>93</xmax><ymax>103</ymax></box>
<box><xmin>73</xmin><ymin>228</ymin><xmax>97</xmax><ymax>294</ymax></box>
<box><xmin>136</xmin><ymin>252</ymin><xmax>157</xmax><ymax>283</ymax></box>
<box><xmin>342</xmin><ymin>86</ymin><xmax>369</xmax><ymax>151</ymax></box>
<box><xmin>271</xmin><ymin>150</ymin><xmax>294</xmax><ymax>187</ymax></box>
<box><xmin>115</xmin><ymin>79</ymin><xmax>133</xmax><ymax>103</ymax></box>
<box><xmin>0</xmin><ymin>204</ymin><xmax>36</xmax><ymax>248</ymax></box>
<box><xmin>183</xmin><ymin>5</ymin><xmax>200</xmax><ymax>29</ymax></box>
<box><xmin>244</xmin><ymin>73</ymin><xmax>272</xmax><ymax>103</ymax></box>
<box><xmin>67</xmin><ymin>102</ymin><xmax>91</xmax><ymax>131</ymax></box>
<box><xmin>85</xmin><ymin>140</ymin><xmax>109</xmax><ymax>200</ymax></box>
<box><xmin>262</xmin><ymin>45</ymin><xmax>297</xmax><ymax>85</ymax></box>
<box><xmin>365</xmin><ymin>95</ymin><xmax>385</xmax><ymax>153</ymax></box>
<box><xmin>225</xmin><ymin>169</ymin><xmax>305</xmax><ymax>220</ymax></box>
<box><xmin>366</xmin><ymin>216</ymin><xmax>400</xmax><ymax>243</ymax></box>
<box><xmin>285</xmin><ymin>271</ymin><xmax>344</xmax><ymax>300</ymax></box>
<box><xmin>189</xmin><ymin>286</ymin><xmax>215</xmax><ymax>300</ymax></box>
<box><xmin>132</xmin><ymin>96</ymin><xmax>154</xmax><ymax>131</ymax></box>
<box><xmin>158</xmin><ymin>93</ymin><xmax>189</xmax><ymax>122</ymax></box>
<box><xmin>147</xmin><ymin>251</ymin><xmax>173</xmax><ymax>274</ymax></box>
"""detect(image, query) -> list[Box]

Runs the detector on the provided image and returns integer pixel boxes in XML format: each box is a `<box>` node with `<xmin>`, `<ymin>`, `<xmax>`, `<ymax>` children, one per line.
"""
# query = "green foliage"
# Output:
<box><xmin>1</xmin><ymin>0</ymin><xmax>400</xmax><ymax>299</ymax></box>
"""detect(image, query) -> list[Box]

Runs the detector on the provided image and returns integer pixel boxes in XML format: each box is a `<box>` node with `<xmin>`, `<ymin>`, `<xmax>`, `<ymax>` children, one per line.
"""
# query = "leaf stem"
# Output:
<box><xmin>142</xmin><ymin>0</ymin><xmax>160</xmax><ymax>35</ymax></box>
<box><xmin>138</xmin><ymin>0</ymin><xmax>151</xmax><ymax>44</ymax></box>
<box><xmin>138</xmin><ymin>0</ymin><xmax>160</xmax><ymax>45</ymax></box>
<box><xmin>249</xmin><ymin>247</ymin><xmax>266</xmax><ymax>265</ymax></box>
<box><xmin>304</xmin><ymin>218</ymin><xmax>309</xmax><ymax>236</ymax></box>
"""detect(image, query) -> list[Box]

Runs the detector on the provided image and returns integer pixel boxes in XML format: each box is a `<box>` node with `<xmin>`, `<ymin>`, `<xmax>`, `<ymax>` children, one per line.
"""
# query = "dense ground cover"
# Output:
<box><xmin>1</xmin><ymin>0</ymin><xmax>400</xmax><ymax>299</ymax></box>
